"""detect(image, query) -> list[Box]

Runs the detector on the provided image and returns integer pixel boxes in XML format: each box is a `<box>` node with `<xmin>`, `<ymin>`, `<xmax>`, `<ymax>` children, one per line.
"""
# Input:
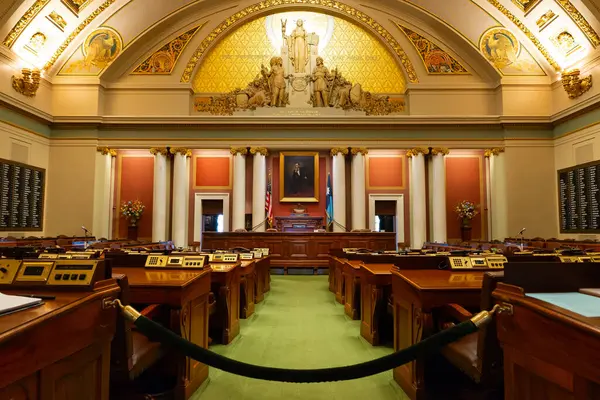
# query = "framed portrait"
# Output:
<box><xmin>279</xmin><ymin>151</ymin><xmax>319</xmax><ymax>202</ymax></box>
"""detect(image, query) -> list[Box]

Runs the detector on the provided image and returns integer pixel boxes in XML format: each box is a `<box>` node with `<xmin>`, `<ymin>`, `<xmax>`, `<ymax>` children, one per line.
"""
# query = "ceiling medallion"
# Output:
<box><xmin>181</xmin><ymin>0</ymin><xmax>418</xmax><ymax>84</ymax></box>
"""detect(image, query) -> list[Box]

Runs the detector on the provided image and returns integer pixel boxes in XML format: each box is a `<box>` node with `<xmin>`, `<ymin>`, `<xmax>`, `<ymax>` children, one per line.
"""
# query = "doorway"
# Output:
<box><xmin>368</xmin><ymin>194</ymin><xmax>404</xmax><ymax>249</ymax></box>
<box><xmin>194</xmin><ymin>193</ymin><xmax>230</xmax><ymax>247</ymax></box>
<box><xmin>202</xmin><ymin>199</ymin><xmax>224</xmax><ymax>232</ymax></box>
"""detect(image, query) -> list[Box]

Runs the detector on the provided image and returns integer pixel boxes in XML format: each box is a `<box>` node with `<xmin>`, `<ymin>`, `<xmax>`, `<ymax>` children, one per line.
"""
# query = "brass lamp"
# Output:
<box><xmin>561</xmin><ymin>69</ymin><xmax>592</xmax><ymax>99</ymax></box>
<box><xmin>12</xmin><ymin>68</ymin><xmax>41</xmax><ymax>97</ymax></box>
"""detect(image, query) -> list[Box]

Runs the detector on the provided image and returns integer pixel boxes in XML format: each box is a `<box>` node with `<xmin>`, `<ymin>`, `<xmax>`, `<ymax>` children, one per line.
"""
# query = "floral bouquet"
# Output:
<box><xmin>455</xmin><ymin>200</ymin><xmax>479</xmax><ymax>227</ymax></box>
<box><xmin>121</xmin><ymin>200</ymin><xmax>145</xmax><ymax>226</ymax></box>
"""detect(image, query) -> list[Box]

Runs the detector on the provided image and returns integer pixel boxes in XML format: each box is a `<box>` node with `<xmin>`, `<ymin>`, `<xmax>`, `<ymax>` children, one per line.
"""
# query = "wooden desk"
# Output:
<box><xmin>254</xmin><ymin>256</ymin><xmax>271</xmax><ymax>304</ymax></box>
<box><xmin>494</xmin><ymin>283</ymin><xmax>600</xmax><ymax>399</ymax></box>
<box><xmin>240</xmin><ymin>260</ymin><xmax>256</xmax><ymax>319</ymax></box>
<box><xmin>391</xmin><ymin>269</ymin><xmax>484</xmax><ymax>400</ymax></box>
<box><xmin>209</xmin><ymin>263</ymin><xmax>240</xmax><ymax>344</ymax></box>
<box><xmin>333</xmin><ymin>257</ymin><xmax>345</xmax><ymax>304</ymax></box>
<box><xmin>200</xmin><ymin>232</ymin><xmax>396</xmax><ymax>272</ymax></box>
<box><xmin>343</xmin><ymin>260</ymin><xmax>361</xmax><ymax>320</ymax></box>
<box><xmin>359</xmin><ymin>263</ymin><xmax>394</xmax><ymax>345</ymax></box>
<box><xmin>0</xmin><ymin>281</ymin><xmax>119</xmax><ymax>400</ymax></box>
<box><xmin>111</xmin><ymin>267</ymin><xmax>211</xmax><ymax>400</ymax></box>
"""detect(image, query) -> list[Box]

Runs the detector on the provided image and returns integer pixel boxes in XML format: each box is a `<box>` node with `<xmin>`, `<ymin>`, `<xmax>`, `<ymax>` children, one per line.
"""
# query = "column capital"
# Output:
<box><xmin>406</xmin><ymin>147</ymin><xmax>429</xmax><ymax>158</ymax></box>
<box><xmin>150</xmin><ymin>147</ymin><xmax>169</xmax><ymax>156</ymax></box>
<box><xmin>249</xmin><ymin>147</ymin><xmax>269</xmax><ymax>156</ymax></box>
<box><xmin>170</xmin><ymin>147</ymin><xmax>192</xmax><ymax>157</ymax></box>
<box><xmin>430</xmin><ymin>147</ymin><xmax>449</xmax><ymax>156</ymax></box>
<box><xmin>330</xmin><ymin>147</ymin><xmax>349</xmax><ymax>157</ymax></box>
<box><xmin>230</xmin><ymin>146</ymin><xmax>248</xmax><ymax>156</ymax></box>
<box><xmin>351</xmin><ymin>147</ymin><xmax>368</xmax><ymax>156</ymax></box>
<box><xmin>484</xmin><ymin>147</ymin><xmax>505</xmax><ymax>157</ymax></box>
<box><xmin>97</xmin><ymin>147</ymin><xmax>117</xmax><ymax>157</ymax></box>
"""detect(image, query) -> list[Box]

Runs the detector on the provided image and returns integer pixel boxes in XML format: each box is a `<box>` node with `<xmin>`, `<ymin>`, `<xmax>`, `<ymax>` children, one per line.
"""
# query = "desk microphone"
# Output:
<box><xmin>81</xmin><ymin>226</ymin><xmax>90</xmax><ymax>234</ymax></box>
<box><xmin>518</xmin><ymin>228</ymin><xmax>526</xmax><ymax>235</ymax></box>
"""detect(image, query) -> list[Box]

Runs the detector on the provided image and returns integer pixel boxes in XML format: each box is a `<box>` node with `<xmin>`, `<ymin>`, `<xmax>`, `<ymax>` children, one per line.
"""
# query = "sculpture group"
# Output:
<box><xmin>195</xmin><ymin>19</ymin><xmax>404</xmax><ymax>116</ymax></box>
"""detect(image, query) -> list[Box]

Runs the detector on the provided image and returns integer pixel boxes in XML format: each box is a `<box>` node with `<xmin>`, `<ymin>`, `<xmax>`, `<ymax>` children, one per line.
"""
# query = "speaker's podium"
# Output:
<box><xmin>275</xmin><ymin>216</ymin><xmax>324</xmax><ymax>232</ymax></box>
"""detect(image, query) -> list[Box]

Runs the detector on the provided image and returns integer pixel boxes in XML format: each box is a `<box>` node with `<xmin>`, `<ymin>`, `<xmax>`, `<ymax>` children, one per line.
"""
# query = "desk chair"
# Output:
<box><xmin>111</xmin><ymin>274</ymin><xmax>170</xmax><ymax>399</ymax></box>
<box><xmin>437</xmin><ymin>271</ymin><xmax>504</xmax><ymax>394</ymax></box>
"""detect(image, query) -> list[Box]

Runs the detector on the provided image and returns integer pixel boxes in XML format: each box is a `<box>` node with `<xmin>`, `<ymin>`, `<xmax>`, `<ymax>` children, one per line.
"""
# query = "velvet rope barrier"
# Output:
<box><xmin>113</xmin><ymin>301</ymin><xmax>501</xmax><ymax>383</ymax></box>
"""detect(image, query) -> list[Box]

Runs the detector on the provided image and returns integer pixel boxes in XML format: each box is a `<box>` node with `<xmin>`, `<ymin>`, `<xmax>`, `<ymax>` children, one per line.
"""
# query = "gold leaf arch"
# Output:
<box><xmin>180</xmin><ymin>0</ymin><xmax>419</xmax><ymax>85</ymax></box>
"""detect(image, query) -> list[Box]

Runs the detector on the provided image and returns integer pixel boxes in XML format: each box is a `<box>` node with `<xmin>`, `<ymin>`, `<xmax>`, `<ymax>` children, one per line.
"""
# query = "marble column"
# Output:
<box><xmin>331</xmin><ymin>147</ymin><xmax>348</xmax><ymax>232</ymax></box>
<box><xmin>170</xmin><ymin>147</ymin><xmax>191</xmax><ymax>248</ymax></box>
<box><xmin>487</xmin><ymin>148</ymin><xmax>508</xmax><ymax>241</ymax></box>
<box><xmin>231</xmin><ymin>147</ymin><xmax>248</xmax><ymax>231</ymax></box>
<box><xmin>430</xmin><ymin>148</ymin><xmax>449</xmax><ymax>243</ymax></box>
<box><xmin>108</xmin><ymin>150</ymin><xmax>116</xmax><ymax>239</ymax></box>
<box><xmin>250</xmin><ymin>147</ymin><xmax>268</xmax><ymax>232</ymax></box>
<box><xmin>351</xmin><ymin>147</ymin><xmax>368</xmax><ymax>231</ymax></box>
<box><xmin>408</xmin><ymin>147</ymin><xmax>428</xmax><ymax>248</ymax></box>
<box><xmin>150</xmin><ymin>147</ymin><xmax>169</xmax><ymax>242</ymax></box>
<box><xmin>93</xmin><ymin>147</ymin><xmax>115</xmax><ymax>239</ymax></box>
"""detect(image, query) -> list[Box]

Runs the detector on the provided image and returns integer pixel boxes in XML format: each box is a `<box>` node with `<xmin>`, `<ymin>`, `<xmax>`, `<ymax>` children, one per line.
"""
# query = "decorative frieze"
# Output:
<box><xmin>250</xmin><ymin>147</ymin><xmax>269</xmax><ymax>156</ymax></box>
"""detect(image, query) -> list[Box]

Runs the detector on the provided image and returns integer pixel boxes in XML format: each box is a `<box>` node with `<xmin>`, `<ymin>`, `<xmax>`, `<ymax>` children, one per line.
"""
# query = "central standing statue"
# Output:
<box><xmin>282</xmin><ymin>19</ymin><xmax>310</xmax><ymax>73</ymax></box>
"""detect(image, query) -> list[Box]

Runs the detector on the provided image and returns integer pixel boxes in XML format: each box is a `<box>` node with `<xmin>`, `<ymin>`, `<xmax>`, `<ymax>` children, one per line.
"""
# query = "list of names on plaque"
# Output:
<box><xmin>0</xmin><ymin>158</ymin><xmax>45</xmax><ymax>231</ymax></box>
<box><xmin>558</xmin><ymin>161</ymin><xmax>600</xmax><ymax>233</ymax></box>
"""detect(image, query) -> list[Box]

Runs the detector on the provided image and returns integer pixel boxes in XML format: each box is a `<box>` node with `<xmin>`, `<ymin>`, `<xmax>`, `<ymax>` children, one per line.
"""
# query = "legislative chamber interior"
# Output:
<box><xmin>3</xmin><ymin>0</ymin><xmax>600</xmax><ymax>399</ymax></box>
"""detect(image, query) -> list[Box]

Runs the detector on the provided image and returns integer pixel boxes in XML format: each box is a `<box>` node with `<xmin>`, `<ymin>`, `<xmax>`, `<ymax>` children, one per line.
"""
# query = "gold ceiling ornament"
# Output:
<box><xmin>250</xmin><ymin>147</ymin><xmax>269</xmax><ymax>156</ymax></box>
<box><xmin>132</xmin><ymin>24</ymin><xmax>204</xmax><ymax>75</ymax></box>
<box><xmin>181</xmin><ymin>0</ymin><xmax>418</xmax><ymax>84</ymax></box>
<box><xmin>485</xmin><ymin>0</ymin><xmax>561</xmax><ymax>71</ymax></box>
<box><xmin>47</xmin><ymin>11</ymin><xmax>67</xmax><ymax>32</ymax></box>
<box><xmin>61</xmin><ymin>0</ymin><xmax>93</xmax><ymax>16</ymax></box>
<box><xmin>149</xmin><ymin>147</ymin><xmax>169</xmax><ymax>156</ymax></box>
<box><xmin>230</xmin><ymin>147</ymin><xmax>249</xmax><ymax>156</ymax></box>
<box><xmin>44</xmin><ymin>0</ymin><xmax>116</xmax><ymax>71</ymax></box>
<box><xmin>555</xmin><ymin>0</ymin><xmax>600</xmax><ymax>47</ymax></box>
<box><xmin>170</xmin><ymin>147</ymin><xmax>192</xmax><ymax>157</ymax></box>
<box><xmin>510</xmin><ymin>0</ymin><xmax>541</xmax><ymax>14</ymax></box>
<box><xmin>351</xmin><ymin>148</ymin><xmax>368</xmax><ymax>156</ymax></box>
<box><xmin>395</xmin><ymin>23</ymin><xmax>469</xmax><ymax>74</ymax></box>
<box><xmin>330</xmin><ymin>147</ymin><xmax>349</xmax><ymax>156</ymax></box>
<box><xmin>3</xmin><ymin>0</ymin><xmax>51</xmax><ymax>48</ymax></box>
<box><xmin>561</xmin><ymin>69</ymin><xmax>592</xmax><ymax>99</ymax></box>
<box><xmin>536</xmin><ymin>10</ymin><xmax>558</xmax><ymax>31</ymax></box>
<box><xmin>430</xmin><ymin>147</ymin><xmax>450</xmax><ymax>156</ymax></box>
<box><xmin>12</xmin><ymin>68</ymin><xmax>41</xmax><ymax>97</ymax></box>
<box><xmin>483</xmin><ymin>148</ymin><xmax>505</xmax><ymax>157</ymax></box>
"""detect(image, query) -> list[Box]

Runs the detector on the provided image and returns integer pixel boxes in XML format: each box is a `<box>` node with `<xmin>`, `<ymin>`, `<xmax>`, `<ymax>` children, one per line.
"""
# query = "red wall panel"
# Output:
<box><xmin>117</xmin><ymin>156</ymin><xmax>154</xmax><ymax>240</ymax></box>
<box><xmin>445</xmin><ymin>156</ymin><xmax>484</xmax><ymax>240</ymax></box>
<box><xmin>195</xmin><ymin>157</ymin><xmax>230</xmax><ymax>188</ymax></box>
<box><xmin>368</xmin><ymin>156</ymin><xmax>404</xmax><ymax>188</ymax></box>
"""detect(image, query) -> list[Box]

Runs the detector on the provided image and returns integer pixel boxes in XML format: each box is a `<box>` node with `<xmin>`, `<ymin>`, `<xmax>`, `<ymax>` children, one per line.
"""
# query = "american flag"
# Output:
<box><xmin>265</xmin><ymin>173</ymin><xmax>273</xmax><ymax>228</ymax></box>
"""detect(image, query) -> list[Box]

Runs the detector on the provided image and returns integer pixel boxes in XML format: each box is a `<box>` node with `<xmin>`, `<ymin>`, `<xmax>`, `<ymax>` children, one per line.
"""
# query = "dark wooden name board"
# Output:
<box><xmin>558</xmin><ymin>160</ymin><xmax>600</xmax><ymax>233</ymax></box>
<box><xmin>0</xmin><ymin>158</ymin><xmax>45</xmax><ymax>231</ymax></box>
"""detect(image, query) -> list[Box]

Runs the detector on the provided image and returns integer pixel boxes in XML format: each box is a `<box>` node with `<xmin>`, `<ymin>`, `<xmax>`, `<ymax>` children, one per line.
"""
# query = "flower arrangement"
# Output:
<box><xmin>121</xmin><ymin>200</ymin><xmax>145</xmax><ymax>226</ymax></box>
<box><xmin>455</xmin><ymin>200</ymin><xmax>479</xmax><ymax>226</ymax></box>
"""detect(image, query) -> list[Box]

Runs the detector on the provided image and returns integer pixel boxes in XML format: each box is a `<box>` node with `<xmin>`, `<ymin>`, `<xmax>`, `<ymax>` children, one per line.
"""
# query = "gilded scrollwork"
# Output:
<box><xmin>430</xmin><ymin>147</ymin><xmax>449</xmax><ymax>156</ymax></box>
<box><xmin>483</xmin><ymin>148</ymin><xmax>505</xmax><ymax>157</ymax></box>
<box><xmin>230</xmin><ymin>147</ymin><xmax>248</xmax><ymax>156</ymax></box>
<box><xmin>97</xmin><ymin>146</ymin><xmax>117</xmax><ymax>156</ymax></box>
<box><xmin>406</xmin><ymin>147</ymin><xmax>430</xmax><ymax>157</ymax></box>
<box><xmin>250</xmin><ymin>147</ymin><xmax>269</xmax><ymax>156</ymax></box>
<box><xmin>3</xmin><ymin>0</ymin><xmax>50</xmax><ymax>48</ymax></box>
<box><xmin>150</xmin><ymin>147</ymin><xmax>169</xmax><ymax>156</ymax></box>
<box><xmin>556</xmin><ymin>0</ymin><xmax>600</xmax><ymax>47</ymax></box>
<box><xmin>561</xmin><ymin>69</ymin><xmax>593</xmax><ymax>99</ymax></box>
<box><xmin>12</xmin><ymin>69</ymin><xmax>41</xmax><ymax>97</ymax></box>
<box><xmin>351</xmin><ymin>147</ymin><xmax>369</xmax><ymax>156</ymax></box>
<box><xmin>170</xmin><ymin>147</ymin><xmax>192</xmax><ymax>157</ymax></box>
<box><xmin>330</xmin><ymin>147</ymin><xmax>349</xmax><ymax>157</ymax></box>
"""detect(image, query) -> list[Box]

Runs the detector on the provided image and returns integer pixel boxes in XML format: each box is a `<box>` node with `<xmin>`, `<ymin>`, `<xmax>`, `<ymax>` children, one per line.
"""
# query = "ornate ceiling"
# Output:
<box><xmin>1</xmin><ymin>0</ymin><xmax>600</xmax><ymax>93</ymax></box>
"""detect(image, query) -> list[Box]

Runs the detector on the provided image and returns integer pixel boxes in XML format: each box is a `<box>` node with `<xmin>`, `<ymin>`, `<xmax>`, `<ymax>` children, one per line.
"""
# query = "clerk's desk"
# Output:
<box><xmin>494</xmin><ymin>261</ymin><xmax>600</xmax><ymax>399</ymax></box>
<box><xmin>0</xmin><ymin>258</ymin><xmax>118</xmax><ymax>400</ymax></box>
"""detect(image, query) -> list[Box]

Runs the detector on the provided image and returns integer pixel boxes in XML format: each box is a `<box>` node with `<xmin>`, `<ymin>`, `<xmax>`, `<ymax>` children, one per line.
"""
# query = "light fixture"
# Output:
<box><xmin>561</xmin><ymin>69</ymin><xmax>592</xmax><ymax>99</ymax></box>
<box><xmin>11</xmin><ymin>68</ymin><xmax>41</xmax><ymax>97</ymax></box>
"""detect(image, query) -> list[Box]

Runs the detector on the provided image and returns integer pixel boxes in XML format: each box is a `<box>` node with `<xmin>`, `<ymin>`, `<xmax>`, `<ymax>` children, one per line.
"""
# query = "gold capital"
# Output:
<box><xmin>150</xmin><ymin>147</ymin><xmax>169</xmax><ymax>156</ymax></box>
<box><xmin>170</xmin><ymin>147</ymin><xmax>192</xmax><ymax>157</ymax></box>
<box><xmin>484</xmin><ymin>148</ymin><xmax>505</xmax><ymax>157</ymax></box>
<box><xmin>430</xmin><ymin>147</ymin><xmax>449</xmax><ymax>156</ymax></box>
<box><xmin>330</xmin><ymin>147</ymin><xmax>349</xmax><ymax>157</ymax></box>
<box><xmin>97</xmin><ymin>147</ymin><xmax>117</xmax><ymax>156</ymax></box>
<box><xmin>230</xmin><ymin>147</ymin><xmax>248</xmax><ymax>156</ymax></box>
<box><xmin>250</xmin><ymin>147</ymin><xmax>269</xmax><ymax>156</ymax></box>
<box><xmin>351</xmin><ymin>147</ymin><xmax>368</xmax><ymax>156</ymax></box>
<box><xmin>406</xmin><ymin>147</ymin><xmax>429</xmax><ymax>158</ymax></box>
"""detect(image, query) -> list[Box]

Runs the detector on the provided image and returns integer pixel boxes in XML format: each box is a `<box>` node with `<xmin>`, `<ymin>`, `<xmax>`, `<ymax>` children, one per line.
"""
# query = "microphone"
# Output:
<box><xmin>518</xmin><ymin>228</ymin><xmax>526</xmax><ymax>235</ymax></box>
<box><xmin>81</xmin><ymin>225</ymin><xmax>89</xmax><ymax>233</ymax></box>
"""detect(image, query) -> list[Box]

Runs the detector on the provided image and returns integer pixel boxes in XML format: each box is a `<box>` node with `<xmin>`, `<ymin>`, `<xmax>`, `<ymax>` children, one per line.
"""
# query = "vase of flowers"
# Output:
<box><xmin>455</xmin><ymin>200</ymin><xmax>479</xmax><ymax>241</ymax></box>
<box><xmin>121</xmin><ymin>200</ymin><xmax>145</xmax><ymax>240</ymax></box>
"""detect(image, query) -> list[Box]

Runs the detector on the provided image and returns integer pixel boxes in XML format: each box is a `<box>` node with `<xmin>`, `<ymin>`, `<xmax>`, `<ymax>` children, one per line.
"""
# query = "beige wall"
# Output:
<box><xmin>44</xmin><ymin>141</ymin><xmax>98</xmax><ymax>237</ymax></box>
<box><xmin>0</xmin><ymin>121</ymin><xmax>50</xmax><ymax>237</ymax></box>
<box><xmin>504</xmin><ymin>143</ymin><xmax>559</xmax><ymax>239</ymax></box>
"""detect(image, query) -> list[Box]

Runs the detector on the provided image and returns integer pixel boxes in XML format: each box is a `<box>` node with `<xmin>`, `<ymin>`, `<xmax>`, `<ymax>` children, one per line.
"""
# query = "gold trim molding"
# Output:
<box><xmin>230</xmin><ymin>147</ymin><xmax>248</xmax><ymax>155</ymax></box>
<box><xmin>556</xmin><ymin>0</ymin><xmax>600</xmax><ymax>47</ymax></box>
<box><xmin>406</xmin><ymin>147</ymin><xmax>429</xmax><ymax>157</ymax></box>
<box><xmin>431</xmin><ymin>147</ymin><xmax>449</xmax><ymax>156</ymax></box>
<box><xmin>97</xmin><ymin>147</ymin><xmax>117</xmax><ymax>157</ymax></box>
<box><xmin>484</xmin><ymin>148</ymin><xmax>505</xmax><ymax>157</ymax></box>
<box><xmin>150</xmin><ymin>147</ymin><xmax>169</xmax><ymax>156</ymax></box>
<box><xmin>250</xmin><ymin>147</ymin><xmax>269</xmax><ymax>156</ymax></box>
<box><xmin>170</xmin><ymin>147</ymin><xmax>192</xmax><ymax>157</ymax></box>
<box><xmin>485</xmin><ymin>0</ymin><xmax>560</xmax><ymax>71</ymax></box>
<box><xmin>44</xmin><ymin>0</ymin><xmax>116</xmax><ymax>70</ymax></box>
<box><xmin>330</xmin><ymin>147</ymin><xmax>349</xmax><ymax>156</ymax></box>
<box><xmin>351</xmin><ymin>147</ymin><xmax>368</xmax><ymax>156</ymax></box>
<box><xmin>3</xmin><ymin>0</ymin><xmax>51</xmax><ymax>48</ymax></box>
<box><xmin>181</xmin><ymin>0</ymin><xmax>418</xmax><ymax>84</ymax></box>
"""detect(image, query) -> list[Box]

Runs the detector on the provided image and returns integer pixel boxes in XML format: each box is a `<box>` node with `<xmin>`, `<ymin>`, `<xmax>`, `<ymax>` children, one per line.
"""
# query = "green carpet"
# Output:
<box><xmin>192</xmin><ymin>275</ymin><xmax>408</xmax><ymax>400</ymax></box>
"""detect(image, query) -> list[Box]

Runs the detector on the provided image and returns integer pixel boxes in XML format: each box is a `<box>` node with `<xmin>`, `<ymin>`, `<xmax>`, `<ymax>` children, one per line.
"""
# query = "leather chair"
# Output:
<box><xmin>438</xmin><ymin>271</ymin><xmax>504</xmax><ymax>388</ymax></box>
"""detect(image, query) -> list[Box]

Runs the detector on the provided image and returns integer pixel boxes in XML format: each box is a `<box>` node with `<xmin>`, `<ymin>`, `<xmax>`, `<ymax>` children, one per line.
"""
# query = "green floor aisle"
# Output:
<box><xmin>192</xmin><ymin>275</ymin><xmax>408</xmax><ymax>400</ymax></box>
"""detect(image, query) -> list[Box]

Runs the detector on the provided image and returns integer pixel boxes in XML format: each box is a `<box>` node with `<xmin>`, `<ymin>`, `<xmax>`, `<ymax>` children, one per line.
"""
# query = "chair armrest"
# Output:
<box><xmin>440</xmin><ymin>303</ymin><xmax>473</xmax><ymax>322</ymax></box>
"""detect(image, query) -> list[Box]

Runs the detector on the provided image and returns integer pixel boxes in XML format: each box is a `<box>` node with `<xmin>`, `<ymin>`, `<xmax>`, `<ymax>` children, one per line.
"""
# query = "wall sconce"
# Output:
<box><xmin>11</xmin><ymin>68</ymin><xmax>41</xmax><ymax>97</ymax></box>
<box><xmin>561</xmin><ymin>69</ymin><xmax>592</xmax><ymax>99</ymax></box>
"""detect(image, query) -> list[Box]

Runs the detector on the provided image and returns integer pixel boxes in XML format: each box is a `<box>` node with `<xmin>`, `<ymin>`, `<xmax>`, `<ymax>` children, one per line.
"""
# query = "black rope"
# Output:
<box><xmin>134</xmin><ymin>316</ymin><xmax>477</xmax><ymax>383</ymax></box>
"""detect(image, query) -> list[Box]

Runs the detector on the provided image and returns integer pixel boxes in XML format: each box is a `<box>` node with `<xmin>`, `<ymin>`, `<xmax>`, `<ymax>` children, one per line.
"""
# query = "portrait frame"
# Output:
<box><xmin>279</xmin><ymin>151</ymin><xmax>319</xmax><ymax>203</ymax></box>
